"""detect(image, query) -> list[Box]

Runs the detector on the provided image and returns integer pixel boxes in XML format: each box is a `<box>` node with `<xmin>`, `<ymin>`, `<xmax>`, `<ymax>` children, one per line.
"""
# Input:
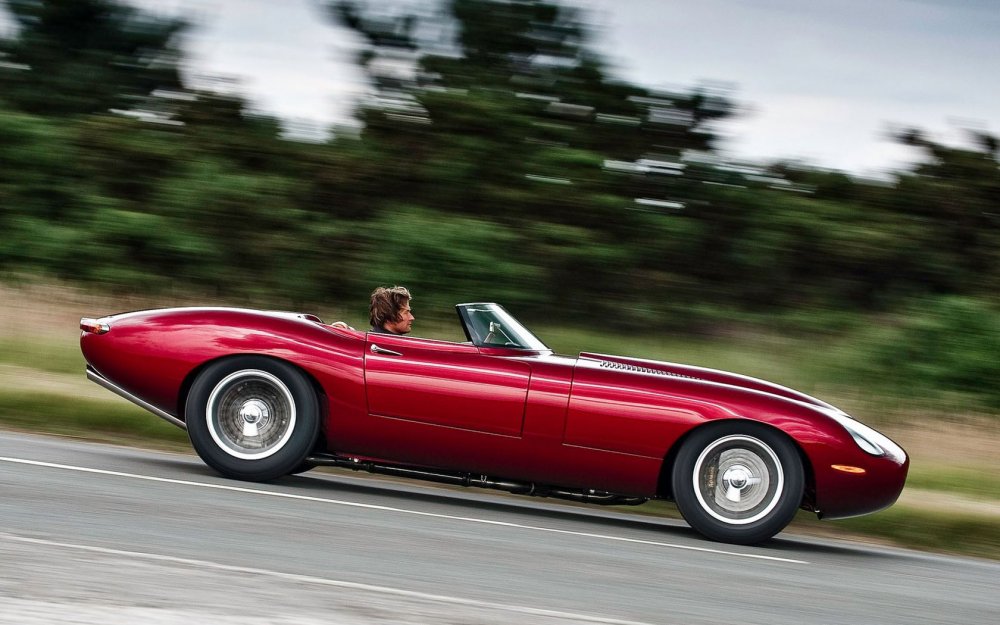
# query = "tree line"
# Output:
<box><xmin>1</xmin><ymin>0</ymin><xmax>998</xmax><ymax>402</ymax></box>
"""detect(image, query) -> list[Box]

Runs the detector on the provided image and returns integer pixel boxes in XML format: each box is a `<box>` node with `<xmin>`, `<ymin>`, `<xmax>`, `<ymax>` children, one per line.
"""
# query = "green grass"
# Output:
<box><xmin>906</xmin><ymin>466</ymin><xmax>1000</xmax><ymax>500</ymax></box>
<box><xmin>797</xmin><ymin>507</ymin><xmax>1000</xmax><ymax>560</ymax></box>
<box><xmin>0</xmin><ymin>392</ymin><xmax>189</xmax><ymax>446</ymax></box>
<box><xmin>0</xmin><ymin>337</ymin><xmax>86</xmax><ymax>374</ymax></box>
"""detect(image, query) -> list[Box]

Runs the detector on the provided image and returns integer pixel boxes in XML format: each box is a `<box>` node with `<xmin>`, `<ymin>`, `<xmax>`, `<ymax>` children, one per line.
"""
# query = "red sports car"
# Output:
<box><xmin>80</xmin><ymin>303</ymin><xmax>908</xmax><ymax>544</ymax></box>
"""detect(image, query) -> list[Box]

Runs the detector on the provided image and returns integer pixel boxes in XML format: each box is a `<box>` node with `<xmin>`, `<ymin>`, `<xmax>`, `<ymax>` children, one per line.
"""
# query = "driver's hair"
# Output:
<box><xmin>369</xmin><ymin>286</ymin><xmax>411</xmax><ymax>329</ymax></box>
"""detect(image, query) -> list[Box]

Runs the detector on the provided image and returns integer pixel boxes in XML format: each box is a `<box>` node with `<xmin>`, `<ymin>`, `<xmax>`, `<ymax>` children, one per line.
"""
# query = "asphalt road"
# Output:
<box><xmin>1</xmin><ymin>431</ymin><xmax>997</xmax><ymax>625</ymax></box>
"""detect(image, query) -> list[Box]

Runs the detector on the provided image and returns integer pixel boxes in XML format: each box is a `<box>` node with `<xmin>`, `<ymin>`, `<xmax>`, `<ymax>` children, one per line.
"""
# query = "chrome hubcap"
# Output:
<box><xmin>237</xmin><ymin>399</ymin><xmax>270</xmax><ymax>437</ymax></box>
<box><xmin>693</xmin><ymin>434</ymin><xmax>783</xmax><ymax>525</ymax></box>
<box><xmin>206</xmin><ymin>369</ymin><xmax>296</xmax><ymax>460</ymax></box>
<box><xmin>721</xmin><ymin>464</ymin><xmax>762</xmax><ymax>501</ymax></box>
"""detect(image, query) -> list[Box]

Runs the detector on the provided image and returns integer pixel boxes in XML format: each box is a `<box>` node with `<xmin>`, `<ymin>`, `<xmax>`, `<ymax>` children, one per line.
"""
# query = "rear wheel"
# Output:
<box><xmin>672</xmin><ymin>422</ymin><xmax>804</xmax><ymax>544</ymax></box>
<box><xmin>186</xmin><ymin>356</ymin><xmax>319</xmax><ymax>481</ymax></box>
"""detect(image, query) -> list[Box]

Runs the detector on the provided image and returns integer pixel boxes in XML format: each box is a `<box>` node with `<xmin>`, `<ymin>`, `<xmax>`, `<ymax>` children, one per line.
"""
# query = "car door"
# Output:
<box><xmin>364</xmin><ymin>333</ymin><xmax>531</xmax><ymax>437</ymax></box>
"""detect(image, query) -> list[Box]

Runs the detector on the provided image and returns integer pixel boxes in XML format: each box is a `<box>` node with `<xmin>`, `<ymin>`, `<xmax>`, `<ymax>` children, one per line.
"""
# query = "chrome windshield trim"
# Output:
<box><xmin>86</xmin><ymin>367</ymin><xmax>187</xmax><ymax>431</ymax></box>
<box><xmin>455</xmin><ymin>303</ymin><xmax>549</xmax><ymax>351</ymax></box>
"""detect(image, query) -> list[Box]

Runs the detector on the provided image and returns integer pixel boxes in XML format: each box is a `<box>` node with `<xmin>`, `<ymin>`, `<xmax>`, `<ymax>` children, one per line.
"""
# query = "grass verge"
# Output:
<box><xmin>0</xmin><ymin>393</ymin><xmax>189</xmax><ymax>448</ymax></box>
<box><xmin>0</xmin><ymin>337</ymin><xmax>85</xmax><ymax>374</ymax></box>
<box><xmin>906</xmin><ymin>465</ymin><xmax>1000</xmax><ymax>500</ymax></box>
<box><xmin>795</xmin><ymin>507</ymin><xmax>1000</xmax><ymax>560</ymax></box>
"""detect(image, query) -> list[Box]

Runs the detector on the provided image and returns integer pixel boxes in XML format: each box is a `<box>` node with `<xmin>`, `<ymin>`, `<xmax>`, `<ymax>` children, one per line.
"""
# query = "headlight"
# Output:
<box><xmin>845</xmin><ymin>424</ymin><xmax>885</xmax><ymax>456</ymax></box>
<box><xmin>824</xmin><ymin>409</ymin><xmax>905</xmax><ymax>460</ymax></box>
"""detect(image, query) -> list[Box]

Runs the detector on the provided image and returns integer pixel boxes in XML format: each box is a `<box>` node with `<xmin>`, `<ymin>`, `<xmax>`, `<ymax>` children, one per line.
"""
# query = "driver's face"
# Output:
<box><xmin>385</xmin><ymin>303</ymin><xmax>414</xmax><ymax>334</ymax></box>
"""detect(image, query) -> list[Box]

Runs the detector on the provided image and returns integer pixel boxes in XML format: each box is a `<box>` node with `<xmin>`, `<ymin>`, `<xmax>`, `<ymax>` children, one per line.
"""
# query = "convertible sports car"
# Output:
<box><xmin>80</xmin><ymin>303</ymin><xmax>908</xmax><ymax>545</ymax></box>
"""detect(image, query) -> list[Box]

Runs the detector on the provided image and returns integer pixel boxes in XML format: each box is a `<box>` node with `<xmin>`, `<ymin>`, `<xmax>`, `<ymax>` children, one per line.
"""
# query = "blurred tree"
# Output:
<box><xmin>854</xmin><ymin>296</ymin><xmax>1000</xmax><ymax>408</ymax></box>
<box><xmin>0</xmin><ymin>0</ymin><xmax>187</xmax><ymax>115</ymax></box>
<box><xmin>327</xmin><ymin>0</ymin><xmax>735</xmax><ymax>321</ymax></box>
<box><xmin>885</xmin><ymin>129</ymin><xmax>1000</xmax><ymax>296</ymax></box>
<box><xmin>0</xmin><ymin>0</ymin><xmax>993</xmax><ymax>366</ymax></box>
<box><xmin>0</xmin><ymin>108</ymin><xmax>95</xmax><ymax>274</ymax></box>
<box><xmin>332</xmin><ymin>0</ymin><xmax>732</xmax><ymax>183</ymax></box>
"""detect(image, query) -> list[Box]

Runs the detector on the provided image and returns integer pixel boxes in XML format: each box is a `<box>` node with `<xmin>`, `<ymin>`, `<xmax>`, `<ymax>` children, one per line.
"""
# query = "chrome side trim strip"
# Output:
<box><xmin>86</xmin><ymin>368</ymin><xmax>187</xmax><ymax>431</ymax></box>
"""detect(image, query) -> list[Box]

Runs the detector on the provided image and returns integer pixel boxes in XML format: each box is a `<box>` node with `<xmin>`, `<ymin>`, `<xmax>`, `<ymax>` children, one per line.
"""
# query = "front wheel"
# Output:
<box><xmin>186</xmin><ymin>356</ymin><xmax>320</xmax><ymax>481</ymax></box>
<box><xmin>672</xmin><ymin>422</ymin><xmax>804</xmax><ymax>544</ymax></box>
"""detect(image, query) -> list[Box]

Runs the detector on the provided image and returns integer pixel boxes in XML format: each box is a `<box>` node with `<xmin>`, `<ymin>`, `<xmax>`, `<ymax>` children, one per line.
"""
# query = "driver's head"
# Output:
<box><xmin>369</xmin><ymin>286</ymin><xmax>414</xmax><ymax>334</ymax></box>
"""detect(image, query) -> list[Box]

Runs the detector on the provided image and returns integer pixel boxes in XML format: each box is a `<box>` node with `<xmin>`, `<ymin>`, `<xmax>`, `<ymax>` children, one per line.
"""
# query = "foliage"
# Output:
<box><xmin>0</xmin><ymin>0</ymin><xmax>187</xmax><ymax>115</ymax></box>
<box><xmin>0</xmin><ymin>0</ymin><xmax>998</xmax><ymax>404</ymax></box>
<box><xmin>851</xmin><ymin>297</ymin><xmax>1000</xmax><ymax>407</ymax></box>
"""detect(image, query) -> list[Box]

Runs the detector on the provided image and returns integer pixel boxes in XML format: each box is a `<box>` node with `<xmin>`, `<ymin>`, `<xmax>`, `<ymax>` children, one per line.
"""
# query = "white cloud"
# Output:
<box><xmin>583</xmin><ymin>0</ymin><xmax>1000</xmax><ymax>172</ymax></box>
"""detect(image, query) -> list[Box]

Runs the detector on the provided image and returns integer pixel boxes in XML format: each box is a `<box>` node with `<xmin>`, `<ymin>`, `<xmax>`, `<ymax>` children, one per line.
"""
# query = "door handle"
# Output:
<box><xmin>370</xmin><ymin>343</ymin><xmax>402</xmax><ymax>356</ymax></box>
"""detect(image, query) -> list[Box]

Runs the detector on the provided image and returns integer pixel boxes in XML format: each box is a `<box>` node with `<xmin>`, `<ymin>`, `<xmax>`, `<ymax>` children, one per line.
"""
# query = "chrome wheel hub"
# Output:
<box><xmin>693</xmin><ymin>434</ymin><xmax>783</xmax><ymax>525</ymax></box>
<box><xmin>237</xmin><ymin>399</ymin><xmax>270</xmax><ymax>437</ymax></box>
<box><xmin>206</xmin><ymin>369</ymin><xmax>296</xmax><ymax>460</ymax></box>
<box><xmin>239</xmin><ymin>399</ymin><xmax>268</xmax><ymax>423</ymax></box>
<box><xmin>721</xmin><ymin>464</ymin><xmax>761</xmax><ymax>501</ymax></box>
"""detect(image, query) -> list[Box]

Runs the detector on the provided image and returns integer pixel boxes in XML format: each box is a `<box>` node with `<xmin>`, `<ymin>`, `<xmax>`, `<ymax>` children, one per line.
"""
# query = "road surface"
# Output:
<box><xmin>1</xmin><ymin>431</ymin><xmax>996</xmax><ymax>624</ymax></box>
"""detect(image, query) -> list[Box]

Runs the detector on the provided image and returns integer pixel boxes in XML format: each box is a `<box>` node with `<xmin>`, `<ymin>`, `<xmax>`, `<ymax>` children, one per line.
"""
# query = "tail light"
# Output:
<box><xmin>80</xmin><ymin>318</ymin><xmax>110</xmax><ymax>335</ymax></box>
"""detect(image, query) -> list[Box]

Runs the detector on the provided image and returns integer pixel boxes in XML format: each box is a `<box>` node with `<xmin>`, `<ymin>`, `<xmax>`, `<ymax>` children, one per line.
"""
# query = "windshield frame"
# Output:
<box><xmin>456</xmin><ymin>303</ymin><xmax>550</xmax><ymax>352</ymax></box>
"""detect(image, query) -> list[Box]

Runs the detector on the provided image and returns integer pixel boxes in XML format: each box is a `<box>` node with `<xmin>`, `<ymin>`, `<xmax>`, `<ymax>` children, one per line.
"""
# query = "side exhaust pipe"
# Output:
<box><xmin>306</xmin><ymin>454</ymin><xmax>647</xmax><ymax>506</ymax></box>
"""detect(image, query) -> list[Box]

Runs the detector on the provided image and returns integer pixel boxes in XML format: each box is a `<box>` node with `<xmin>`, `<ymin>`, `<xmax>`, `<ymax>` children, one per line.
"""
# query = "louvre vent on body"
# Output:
<box><xmin>598</xmin><ymin>360</ymin><xmax>699</xmax><ymax>380</ymax></box>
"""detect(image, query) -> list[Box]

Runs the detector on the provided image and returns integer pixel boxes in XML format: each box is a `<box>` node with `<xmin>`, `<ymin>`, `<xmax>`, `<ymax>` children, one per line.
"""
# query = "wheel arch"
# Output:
<box><xmin>177</xmin><ymin>353</ymin><xmax>329</xmax><ymax>446</ymax></box>
<box><xmin>656</xmin><ymin>418</ymin><xmax>816</xmax><ymax>507</ymax></box>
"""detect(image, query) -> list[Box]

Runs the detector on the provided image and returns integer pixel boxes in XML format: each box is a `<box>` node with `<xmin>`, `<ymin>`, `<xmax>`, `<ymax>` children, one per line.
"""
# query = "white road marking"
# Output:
<box><xmin>0</xmin><ymin>532</ymin><xmax>652</xmax><ymax>625</ymax></box>
<box><xmin>0</xmin><ymin>455</ymin><xmax>807</xmax><ymax>564</ymax></box>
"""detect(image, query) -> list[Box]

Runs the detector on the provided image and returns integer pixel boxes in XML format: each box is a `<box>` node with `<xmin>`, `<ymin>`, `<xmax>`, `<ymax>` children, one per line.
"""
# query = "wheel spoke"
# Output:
<box><xmin>242</xmin><ymin>421</ymin><xmax>259</xmax><ymax>438</ymax></box>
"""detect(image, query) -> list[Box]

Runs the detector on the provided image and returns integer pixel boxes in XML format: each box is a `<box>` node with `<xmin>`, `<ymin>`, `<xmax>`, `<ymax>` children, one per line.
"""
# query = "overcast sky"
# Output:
<box><xmin>3</xmin><ymin>0</ymin><xmax>997</xmax><ymax>176</ymax></box>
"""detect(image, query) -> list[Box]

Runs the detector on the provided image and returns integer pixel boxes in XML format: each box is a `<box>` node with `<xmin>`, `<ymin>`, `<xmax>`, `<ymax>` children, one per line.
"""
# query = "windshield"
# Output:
<box><xmin>456</xmin><ymin>303</ymin><xmax>549</xmax><ymax>351</ymax></box>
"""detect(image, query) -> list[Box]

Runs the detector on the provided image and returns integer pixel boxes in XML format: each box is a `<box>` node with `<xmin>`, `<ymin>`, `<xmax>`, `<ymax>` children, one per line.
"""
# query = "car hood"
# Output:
<box><xmin>579</xmin><ymin>351</ymin><xmax>838</xmax><ymax>412</ymax></box>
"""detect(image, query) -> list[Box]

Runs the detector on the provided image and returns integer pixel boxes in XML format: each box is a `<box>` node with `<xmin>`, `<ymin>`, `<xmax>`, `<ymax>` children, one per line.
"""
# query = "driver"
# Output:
<box><xmin>368</xmin><ymin>285</ymin><xmax>414</xmax><ymax>335</ymax></box>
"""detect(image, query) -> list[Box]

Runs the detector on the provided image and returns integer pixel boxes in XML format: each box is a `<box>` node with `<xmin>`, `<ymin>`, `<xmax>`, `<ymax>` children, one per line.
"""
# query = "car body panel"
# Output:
<box><xmin>364</xmin><ymin>332</ymin><xmax>531</xmax><ymax>437</ymax></box>
<box><xmin>80</xmin><ymin>305</ymin><xmax>908</xmax><ymax>520</ymax></box>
